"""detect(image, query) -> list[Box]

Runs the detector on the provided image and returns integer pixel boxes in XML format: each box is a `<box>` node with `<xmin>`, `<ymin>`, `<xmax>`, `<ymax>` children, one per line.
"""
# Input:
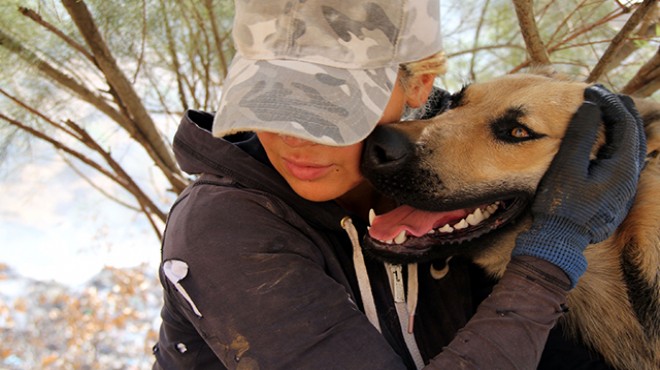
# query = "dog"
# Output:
<box><xmin>360</xmin><ymin>73</ymin><xmax>660</xmax><ymax>370</ymax></box>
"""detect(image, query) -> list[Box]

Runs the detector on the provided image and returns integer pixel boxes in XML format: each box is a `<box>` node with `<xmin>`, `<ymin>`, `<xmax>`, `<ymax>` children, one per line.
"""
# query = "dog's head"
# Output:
<box><xmin>360</xmin><ymin>73</ymin><xmax>595</xmax><ymax>268</ymax></box>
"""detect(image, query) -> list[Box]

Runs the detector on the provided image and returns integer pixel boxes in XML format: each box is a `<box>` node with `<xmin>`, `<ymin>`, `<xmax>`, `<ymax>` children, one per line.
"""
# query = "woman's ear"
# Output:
<box><xmin>406</xmin><ymin>73</ymin><xmax>436</xmax><ymax>108</ymax></box>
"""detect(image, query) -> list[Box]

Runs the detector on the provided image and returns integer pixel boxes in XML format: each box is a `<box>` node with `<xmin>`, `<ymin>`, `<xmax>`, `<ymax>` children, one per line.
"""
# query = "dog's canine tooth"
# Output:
<box><xmin>368</xmin><ymin>208</ymin><xmax>376</xmax><ymax>225</ymax></box>
<box><xmin>454</xmin><ymin>219</ymin><xmax>469</xmax><ymax>230</ymax></box>
<box><xmin>394</xmin><ymin>230</ymin><xmax>407</xmax><ymax>244</ymax></box>
<box><xmin>438</xmin><ymin>224</ymin><xmax>453</xmax><ymax>233</ymax></box>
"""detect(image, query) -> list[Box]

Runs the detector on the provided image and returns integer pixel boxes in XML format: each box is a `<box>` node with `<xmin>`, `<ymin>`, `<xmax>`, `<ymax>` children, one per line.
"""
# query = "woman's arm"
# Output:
<box><xmin>426</xmin><ymin>256</ymin><xmax>569</xmax><ymax>370</ymax></box>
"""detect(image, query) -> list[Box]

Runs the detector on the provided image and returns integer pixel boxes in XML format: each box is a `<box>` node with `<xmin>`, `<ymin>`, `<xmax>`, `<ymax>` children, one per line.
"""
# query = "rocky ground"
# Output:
<box><xmin>0</xmin><ymin>263</ymin><xmax>162</xmax><ymax>369</ymax></box>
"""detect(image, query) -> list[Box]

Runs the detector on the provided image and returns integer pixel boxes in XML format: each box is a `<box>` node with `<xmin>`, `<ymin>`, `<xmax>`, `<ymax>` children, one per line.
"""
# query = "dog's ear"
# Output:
<box><xmin>419</xmin><ymin>87</ymin><xmax>453</xmax><ymax>120</ymax></box>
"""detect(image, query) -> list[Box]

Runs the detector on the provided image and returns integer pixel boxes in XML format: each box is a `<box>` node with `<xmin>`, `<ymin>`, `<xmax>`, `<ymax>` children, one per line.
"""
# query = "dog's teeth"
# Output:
<box><xmin>385</xmin><ymin>239</ymin><xmax>394</xmax><ymax>245</ymax></box>
<box><xmin>438</xmin><ymin>224</ymin><xmax>454</xmax><ymax>233</ymax></box>
<box><xmin>368</xmin><ymin>209</ymin><xmax>376</xmax><ymax>225</ymax></box>
<box><xmin>487</xmin><ymin>204</ymin><xmax>498</xmax><ymax>214</ymax></box>
<box><xmin>427</xmin><ymin>229</ymin><xmax>436</xmax><ymax>234</ymax></box>
<box><xmin>394</xmin><ymin>230</ymin><xmax>407</xmax><ymax>244</ymax></box>
<box><xmin>467</xmin><ymin>208</ymin><xmax>485</xmax><ymax>226</ymax></box>
<box><xmin>454</xmin><ymin>219</ymin><xmax>469</xmax><ymax>230</ymax></box>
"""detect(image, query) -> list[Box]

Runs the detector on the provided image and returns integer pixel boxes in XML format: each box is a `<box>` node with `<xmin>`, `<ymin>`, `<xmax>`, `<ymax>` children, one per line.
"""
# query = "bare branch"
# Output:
<box><xmin>158</xmin><ymin>0</ymin><xmax>189</xmax><ymax>111</ymax></box>
<box><xmin>0</xmin><ymin>29</ymin><xmax>137</xmax><ymax>129</ymax></box>
<box><xmin>544</xmin><ymin>0</ymin><xmax>591</xmax><ymax>48</ymax></box>
<box><xmin>130</xmin><ymin>0</ymin><xmax>148</xmax><ymax>83</ymax></box>
<box><xmin>447</xmin><ymin>43</ymin><xmax>527</xmax><ymax>58</ymax></box>
<box><xmin>0</xmin><ymin>87</ymin><xmax>80</xmax><ymax>140</ymax></box>
<box><xmin>587</xmin><ymin>0</ymin><xmax>658</xmax><ymax>82</ymax></box>
<box><xmin>205</xmin><ymin>0</ymin><xmax>229</xmax><ymax>79</ymax></box>
<box><xmin>621</xmin><ymin>46</ymin><xmax>660</xmax><ymax>97</ymax></box>
<box><xmin>469</xmin><ymin>0</ymin><xmax>491</xmax><ymax>81</ymax></box>
<box><xmin>188</xmin><ymin>2</ymin><xmax>213</xmax><ymax>109</ymax></box>
<box><xmin>64</xmin><ymin>119</ymin><xmax>167</xmax><ymax>222</ymax></box>
<box><xmin>0</xmin><ymin>112</ymin><xmax>122</xmax><ymax>186</ymax></box>
<box><xmin>61</xmin><ymin>0</ymin><xmax>186</xmax><ymax>193</ymax></box>
<box><xmin>18</xmin><ymin>6</ymin><xmax>96</xmax><ymax>65</ymax></box>
<box><xmin>61</xmin><ymin>154</ymin><xmax>142</xmax><ymax>212</ymax></box>
<box><xmin>600</xmin><ymin>6</ymin><xmax>659</xmax><ymax>75</ymax></box>
<box><xmin>1</xmin><ymin>87</ymin><xmax>168</xmax><ymax>225</ymax></box>
<box><xmin>509</xmin><ymin>7</ymin><xmax>629</xmax><ymax>73</ymax></box>
<box><xmin>512</xmin><ymin>0</ymin><xmax>551</xmax><ymax>66</ymax></box>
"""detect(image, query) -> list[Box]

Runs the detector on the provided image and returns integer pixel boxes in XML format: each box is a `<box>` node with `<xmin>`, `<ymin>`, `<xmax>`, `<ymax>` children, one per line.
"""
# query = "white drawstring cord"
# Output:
<box><xmin>341</xmin><ymin>216</ymin><xmax>381</xmax><ymax>333</ymax></box>
<box><xmin>406</xmin><ymin>263</ymin><xmax>419</xmax><ymax>335</ymax></box>
<box><xmin>386</xmin><ymin>262</ymin><xmax>424</xmax><ymax>369</ymax></box>
<box><xmin>341</xmin><ymin>216</ymin><xmax>424</xmax><ymax>369</ymax></box>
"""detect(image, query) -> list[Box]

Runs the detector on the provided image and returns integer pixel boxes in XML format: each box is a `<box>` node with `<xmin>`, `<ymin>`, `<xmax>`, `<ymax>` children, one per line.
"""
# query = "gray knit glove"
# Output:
<box><xmin>512</xmin><ymin>85</ymin><xmax>646</xmax><ymax>287</ymax></box>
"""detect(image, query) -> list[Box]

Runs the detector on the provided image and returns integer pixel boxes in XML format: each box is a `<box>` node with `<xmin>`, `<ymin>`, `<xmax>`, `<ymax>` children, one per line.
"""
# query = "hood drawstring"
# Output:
<box><xmin>341</xmin><ymin>217</ymin><xmax>424</xmax><ymax>370</ymax></box>
<box><xmin>386</xmin><ymin>263</ymin><xmax>424</xmax><ymax>369</ymax></box>
<box><xmin>341</xmin><ymin>217</ymin><xmax>381</xmax><ymax>333</ymax></box>
<box><xmin>406</xmin><ymin>263</ymin><xmax>419</xmax><ymax>334</ymax></box>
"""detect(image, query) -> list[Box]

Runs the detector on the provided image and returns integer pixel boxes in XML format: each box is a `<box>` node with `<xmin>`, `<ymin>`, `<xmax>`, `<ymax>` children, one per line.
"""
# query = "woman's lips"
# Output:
<box><xmin>283</xmin><ymin>158</ymin><xmax>333</xmax><ymax>181</ymax></box>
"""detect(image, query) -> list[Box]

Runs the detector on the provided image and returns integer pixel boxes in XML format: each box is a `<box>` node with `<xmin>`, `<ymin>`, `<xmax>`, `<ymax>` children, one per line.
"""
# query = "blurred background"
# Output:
<box><xmin>0</xmin><ymin>0</ymin><xmax>657</xmax><ymax>368</ymax></box>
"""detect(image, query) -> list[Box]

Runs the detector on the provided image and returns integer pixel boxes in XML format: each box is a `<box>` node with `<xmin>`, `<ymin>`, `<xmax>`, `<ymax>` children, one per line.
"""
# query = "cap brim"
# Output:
<box><xmin>213</xmin><ymin>54</ymin><xmax>399</xmax><ymax>146</ymax></box>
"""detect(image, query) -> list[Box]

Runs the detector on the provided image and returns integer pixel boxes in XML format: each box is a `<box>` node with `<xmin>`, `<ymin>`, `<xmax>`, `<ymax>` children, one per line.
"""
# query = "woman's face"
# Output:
<box><xmin>257</xmin><ymin>78</ymin><xmax>420</xmax><ymax>202</ymax></box>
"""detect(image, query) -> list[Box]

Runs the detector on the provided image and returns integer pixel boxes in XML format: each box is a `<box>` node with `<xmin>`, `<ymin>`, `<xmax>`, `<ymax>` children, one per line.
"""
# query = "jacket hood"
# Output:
<box><xmin>173</xmin><ymin>110</ymin><xmax>349</xmax><ymax>231</ymax></box>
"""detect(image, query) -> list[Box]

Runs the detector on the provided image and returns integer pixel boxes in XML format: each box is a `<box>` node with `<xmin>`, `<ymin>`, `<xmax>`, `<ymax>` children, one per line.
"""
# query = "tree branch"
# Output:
<box><xmin>587</xmin><ymin>0</ymin><xmax>658</xmax><ymax>82</ymax></box>
<box><xmin>0</xmin><ymin>29</ymin><xmax>127</xmax><ymax>127</ymax></box>
<box><xmin>1</xmin><ymin>87</ymin><xmax>167</xmax><ymax>225</ymax></box>
<box><xmin>509</xmin><ymin>7</ymin><xmax>629</xmax><ymax>73</ymax></box>
<box><xmin>469</xmin><ymin>0</ymin><xmax>491</xmax><ymax>81</ymax></box>
<box><xmin>61</xmin><ymin>0</ymin><xmax>186</xmax><ymax>193</ymax></box>
<box><xmin>205</xmin><ymin>0</ymin><xmax>229</xmax><ymax>79</ymax></box>
<box><xmin>621</xmin><ymin>46</ymin><xmax>660</xmax><ymax>97</ymax></box>
<box><xmin>512</xmin><ymin>0</ymin><xmax>551</xmax><ymax>66</ymax></box>
<box><xmin>158</xmin><ymin>0</ymin><xmax>189</xmax><ymax>111</ymax></box>
<box><xmin>18</xmin><ymin>6</ymin><xmax>96</xmax><ymax>65</ymax></box>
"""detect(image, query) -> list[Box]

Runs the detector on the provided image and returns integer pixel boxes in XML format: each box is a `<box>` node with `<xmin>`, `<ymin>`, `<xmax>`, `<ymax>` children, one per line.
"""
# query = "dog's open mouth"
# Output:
<box><xmin>365</xmin><ymin>197</ymin><xmax>528</xmax><ymax>260</ymax></box>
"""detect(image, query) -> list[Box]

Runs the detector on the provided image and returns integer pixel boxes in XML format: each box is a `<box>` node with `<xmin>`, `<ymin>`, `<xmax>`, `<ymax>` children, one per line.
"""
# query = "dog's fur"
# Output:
<box><xmin>361</xmin><ymin>73</ymin><xmax>660</xmax><ymax>370</ymax></box>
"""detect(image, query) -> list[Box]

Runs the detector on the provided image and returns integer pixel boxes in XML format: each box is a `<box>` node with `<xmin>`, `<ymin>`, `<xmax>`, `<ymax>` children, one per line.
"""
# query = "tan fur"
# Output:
<box><xmin>398</xmin><ymin>74</ymin><xmax>660</xmax><ymax>369</ymax></box>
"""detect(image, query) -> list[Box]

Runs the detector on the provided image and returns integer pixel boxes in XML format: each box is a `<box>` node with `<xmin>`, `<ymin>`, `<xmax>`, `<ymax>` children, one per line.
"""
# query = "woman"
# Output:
<box><xmin>153</xmin><ymin>1</ymin><xmax>645</xmax><ymax>369</ymax></box>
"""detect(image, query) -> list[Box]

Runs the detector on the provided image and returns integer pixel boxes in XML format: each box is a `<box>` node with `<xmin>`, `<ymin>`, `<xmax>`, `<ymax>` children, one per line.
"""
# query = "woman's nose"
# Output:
<box><xmin>280</xmin><ymin>134</ymin><xmax>315</xmax><ymax>147</ymax></box>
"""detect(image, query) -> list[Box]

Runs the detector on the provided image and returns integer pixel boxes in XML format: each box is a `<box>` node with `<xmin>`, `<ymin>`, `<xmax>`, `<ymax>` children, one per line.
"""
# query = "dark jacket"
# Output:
<box><xmin>153</xmin><ymin>110</ymin><xmax>593</xmax><ymax>370</ymax></box>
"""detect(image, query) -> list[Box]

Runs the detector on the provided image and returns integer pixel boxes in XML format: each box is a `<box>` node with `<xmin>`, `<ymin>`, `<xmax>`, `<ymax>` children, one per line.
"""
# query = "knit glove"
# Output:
<box><xmin>512</xmin><ymin>85</ymin><xmax>647</xmax><ymax>288</ymax></box>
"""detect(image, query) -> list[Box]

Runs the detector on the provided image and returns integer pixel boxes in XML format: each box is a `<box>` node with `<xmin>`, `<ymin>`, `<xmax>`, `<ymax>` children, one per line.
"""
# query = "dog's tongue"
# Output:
<box><xmin>369</xmin><ymin>204</ymin><xmax>469</xmax><ymax>240</ymax></box>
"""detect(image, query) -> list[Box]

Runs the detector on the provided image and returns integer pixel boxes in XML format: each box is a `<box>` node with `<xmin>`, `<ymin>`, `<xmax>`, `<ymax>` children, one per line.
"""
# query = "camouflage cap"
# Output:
<box><xmin>213</xmin><ymin>0</ymin><xmax>443</xmax><ymax>146</ymax></box>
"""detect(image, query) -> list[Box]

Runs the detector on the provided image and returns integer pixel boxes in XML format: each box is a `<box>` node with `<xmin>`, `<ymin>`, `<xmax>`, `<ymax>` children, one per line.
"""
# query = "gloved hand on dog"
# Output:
<box><xmin>512</xmin><ymin>85</ymin><xmax>647</xmax><ymax>288</ymax></box>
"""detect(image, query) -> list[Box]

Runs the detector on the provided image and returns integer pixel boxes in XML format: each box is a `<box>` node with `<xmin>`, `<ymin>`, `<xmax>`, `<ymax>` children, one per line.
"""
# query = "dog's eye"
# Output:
<box><xmin>490</xmin><ymin>107</ymin><xmax>545</xmax><ymax>143</ymax></box>
<box><xmin>510</xmin><ymin>127</ymin><xmax>530</xmax><ymax>138</ymax></box>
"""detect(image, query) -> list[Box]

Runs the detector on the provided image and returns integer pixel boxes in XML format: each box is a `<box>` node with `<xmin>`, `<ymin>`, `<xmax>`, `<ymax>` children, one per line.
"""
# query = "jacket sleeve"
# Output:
<box><xmin>425</xmin><ymin>255</ymin><xmax>571</xmax><ymax>370</ymax></box>
<box><xmin>159</xmin><ymin>185</ymin><xmax>407</xmax><ymax>370</ymax></box>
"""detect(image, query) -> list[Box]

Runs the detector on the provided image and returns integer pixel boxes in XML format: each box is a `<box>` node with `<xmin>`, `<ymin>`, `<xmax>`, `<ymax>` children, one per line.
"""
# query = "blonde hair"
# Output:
<box><xmin>399</xmin><ymin>51</ymin><xmax>447</xmax><ymax>92</ymax></box>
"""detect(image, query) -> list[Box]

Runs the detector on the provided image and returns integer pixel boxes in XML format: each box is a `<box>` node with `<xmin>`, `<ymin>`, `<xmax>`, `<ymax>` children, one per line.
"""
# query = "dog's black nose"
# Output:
<box><xmin>361</xmin><ymin>125</ymin><xmax>414</xmax><ymax>174</ymax></box>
